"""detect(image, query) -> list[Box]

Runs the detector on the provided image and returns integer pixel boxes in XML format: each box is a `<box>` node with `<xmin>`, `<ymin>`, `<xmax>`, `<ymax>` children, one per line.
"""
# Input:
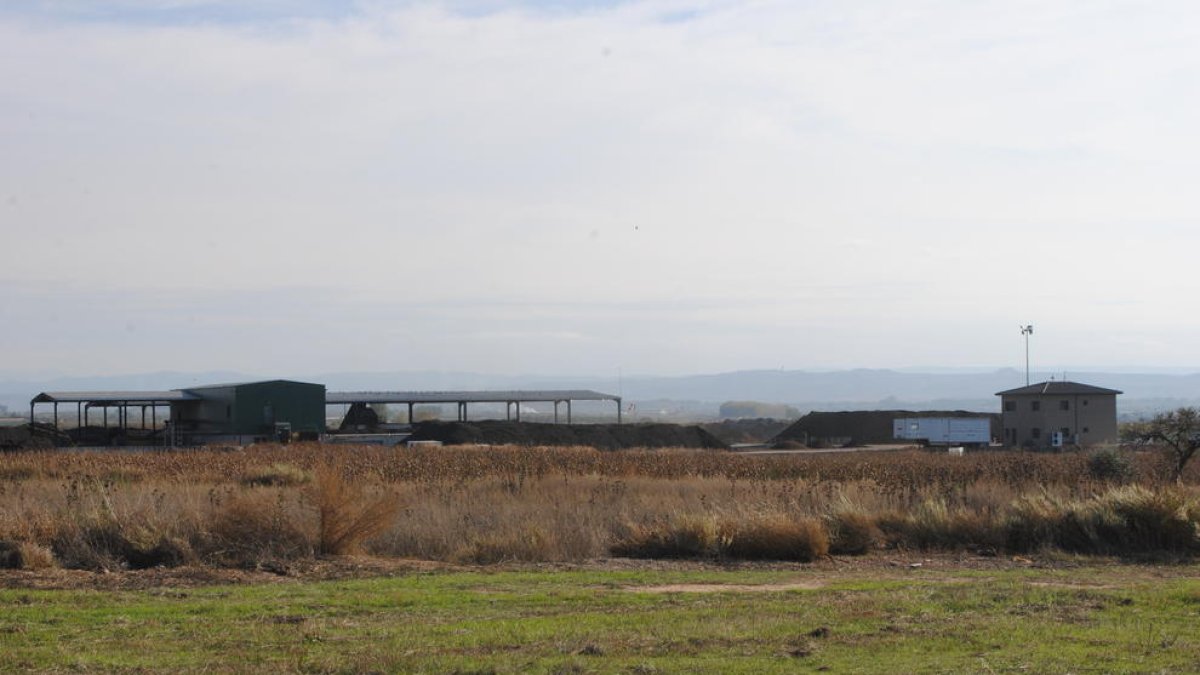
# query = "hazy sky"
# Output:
<box><xmin>3</xmin><ymin>0</ymin><xmax>1200</xmax><ymax>378</ymax></box>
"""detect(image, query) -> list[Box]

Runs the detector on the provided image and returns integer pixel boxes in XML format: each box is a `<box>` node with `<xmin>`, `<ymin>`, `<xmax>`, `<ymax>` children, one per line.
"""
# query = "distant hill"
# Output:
<box><xmin>4</xmin><ymin>368</ymin><xmax>1199</xmax><ymax>420</ymax></box>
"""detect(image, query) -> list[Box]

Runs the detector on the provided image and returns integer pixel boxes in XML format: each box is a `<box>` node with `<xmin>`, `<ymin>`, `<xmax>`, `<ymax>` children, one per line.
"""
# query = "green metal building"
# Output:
<box><xmin>172</xmin><ymin>380</ymin><xmax>326</xmax><ymax>441</ymax></box>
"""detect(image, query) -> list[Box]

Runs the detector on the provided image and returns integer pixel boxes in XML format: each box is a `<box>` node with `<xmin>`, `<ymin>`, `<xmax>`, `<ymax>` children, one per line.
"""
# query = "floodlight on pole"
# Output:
<box><xmin>1020</xmin><ymin>325</ymin><xmax>1034</xmax><ymax>386</ymax></box>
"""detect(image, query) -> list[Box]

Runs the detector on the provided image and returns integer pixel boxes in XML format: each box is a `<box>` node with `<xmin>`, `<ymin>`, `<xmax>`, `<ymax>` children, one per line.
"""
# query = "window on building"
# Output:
<box><xmin>1031</xmin><ymin>401</ymin><xmax>1041</xmax><ymax>411</ymax></box>
<box><xmin>1032</xmin><ymin>427</ymin><xmax>1041</xmax><ymax>439</ymax></box>
<box><xmin>1083</xmin><ymin>427</ymin><xmax>1090</xmax><ymax>433</ymax></box>
<box><xmin>1059</xmin><ymin>400</ymin><xmax>1069</xmax><ymax>411</ymax></box>
<box><xmin>1061</xmin><ymin>427</ymin><xmax>1071</xmax><ymax>437</ymax></box>
<box><xmin>1004</xmin><ymin>401</ymin><xmax>1016</xmax><ymax>412</ymax></box>
<box><xmin>225</xmin><ymin>405</ymin><xmax>231</xmax><ymax>419</ymax></box>
<box><xmin>1083</xmin><ymin>399</ymin><xmax>1089</xmax><ymax>406</ymax></box>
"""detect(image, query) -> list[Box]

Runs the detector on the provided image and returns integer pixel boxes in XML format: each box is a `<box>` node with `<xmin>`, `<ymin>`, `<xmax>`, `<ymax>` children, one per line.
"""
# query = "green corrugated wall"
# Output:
<box><xmin>230</xmin><ymin>381</ymin><xmax>326</xmax><ymax>435</ymax></box>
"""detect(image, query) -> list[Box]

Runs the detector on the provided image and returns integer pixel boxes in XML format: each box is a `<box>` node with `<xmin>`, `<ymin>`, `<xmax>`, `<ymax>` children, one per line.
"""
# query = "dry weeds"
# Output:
<box><xmin>0</xmin><ymin>444</ymin><xmax>1195</xmax><ymax>570</ymax></box>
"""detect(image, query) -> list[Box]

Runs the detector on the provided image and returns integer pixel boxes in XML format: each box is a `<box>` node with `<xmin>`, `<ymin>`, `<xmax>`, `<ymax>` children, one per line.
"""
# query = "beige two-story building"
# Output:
<box><xmin>996</xmin><ymin>381</ymin><xmax>1121</xmax><ymax>448</ymax></box>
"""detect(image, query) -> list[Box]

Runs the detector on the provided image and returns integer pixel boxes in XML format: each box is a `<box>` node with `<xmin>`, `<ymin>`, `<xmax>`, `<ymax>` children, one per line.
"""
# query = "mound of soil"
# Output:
<box><xmin>408</xmin><ymin>421</ymin><xmax>727</xmax><ymax>450</ymax></box>
<box><xmin>773</xmin><ymin>410</ymin><xmax>1000</xmax><ymax>447</ymax></box>
<box><xmin>701</xmin><ymin>418</ymin><xmax>794</xmax><ymax>444</ymax></box>
<box><xmin>0</xmin><ymin>423</ymin><xmax>71</xmax><ymax>451</ymax></box>
<box><xmin>338</xmin><ymin>403</ymin><xmax>381</xmax><ymax>432</ymax></box>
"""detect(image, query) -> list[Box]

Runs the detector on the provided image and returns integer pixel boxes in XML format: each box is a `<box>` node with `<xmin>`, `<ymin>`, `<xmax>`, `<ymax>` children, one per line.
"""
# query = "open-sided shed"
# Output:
<box><xmin>30</xmin><ymin>379</ymin><xmax>326</xmax><ymax>445</ymax></box>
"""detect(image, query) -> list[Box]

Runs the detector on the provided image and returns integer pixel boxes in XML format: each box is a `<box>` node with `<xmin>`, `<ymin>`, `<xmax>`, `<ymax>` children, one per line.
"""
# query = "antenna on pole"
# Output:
<box><xmin>1020</xmin><ymin>325</ymin><xmax>1034</xmax><ymax>386</ymax></box>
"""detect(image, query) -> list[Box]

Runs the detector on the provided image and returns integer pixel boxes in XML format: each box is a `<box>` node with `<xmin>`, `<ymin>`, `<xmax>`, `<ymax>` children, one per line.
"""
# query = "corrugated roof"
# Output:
<box><xmin>183</xmin><ymin>379</ymin><xmax>324</xmax><ymax>391</ymax></box>
<box><xmin>995</xmin><ymin>381</ymin><xmax>1123</xmax><ymax>396</ymax></box>
<box><xmin>31</xmin><ymin>390</ymin><xmax>200</xmax><ymax>404</ymax></box>
<box><xmin>32</xmin><ymin>385</ymin><xmax>613</xmax><ymax>407</ymax></box>
<box><xmin>326</xmin><ymin>390</ymin><xmax>621</xmax><ymax>405</ymax></box>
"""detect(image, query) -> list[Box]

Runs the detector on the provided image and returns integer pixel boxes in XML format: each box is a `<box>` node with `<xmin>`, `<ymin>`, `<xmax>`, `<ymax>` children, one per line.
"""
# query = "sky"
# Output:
<box><xmin>3</xmin><ymin>0</ymin><xmax>1200</xmax><ymax>378</ymax></box>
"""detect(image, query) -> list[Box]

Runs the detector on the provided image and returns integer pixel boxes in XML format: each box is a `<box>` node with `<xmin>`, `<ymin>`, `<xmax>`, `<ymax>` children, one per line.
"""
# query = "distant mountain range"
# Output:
<box><xmin>3</xmin><ymin>368</ymin><xmax>1199</xmax><ymax>420</ymax></box>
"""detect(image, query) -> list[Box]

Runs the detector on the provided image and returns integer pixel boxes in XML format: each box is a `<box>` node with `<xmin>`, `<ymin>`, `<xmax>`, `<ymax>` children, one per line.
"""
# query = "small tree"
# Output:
<box><xmin>1140</xmin><ymin>407</ymin><xmax>1200</xmax><ymax>483</ymax></box>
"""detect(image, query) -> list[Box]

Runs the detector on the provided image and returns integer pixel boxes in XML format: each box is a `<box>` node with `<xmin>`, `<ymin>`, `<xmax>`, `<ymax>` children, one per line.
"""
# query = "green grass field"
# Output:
<box><xmin>2</xmin><ymin>561</ymin><xmax>1198</xmax><ymax>673</ymax></box>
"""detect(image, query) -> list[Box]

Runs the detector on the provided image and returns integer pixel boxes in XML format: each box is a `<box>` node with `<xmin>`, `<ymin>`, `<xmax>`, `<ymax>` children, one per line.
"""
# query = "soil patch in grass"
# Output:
<box><xmin>631</xmin><ymin>580</ymin><xmax>826</xmax><ymax>593</ymax></box>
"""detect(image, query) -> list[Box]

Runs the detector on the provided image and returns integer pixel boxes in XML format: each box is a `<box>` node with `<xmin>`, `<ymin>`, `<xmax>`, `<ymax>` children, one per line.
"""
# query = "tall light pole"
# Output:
<box><xmin>1020</xmin><ymin>325</ymin><xmax>1033</xmax><ymax>386</ymax></box>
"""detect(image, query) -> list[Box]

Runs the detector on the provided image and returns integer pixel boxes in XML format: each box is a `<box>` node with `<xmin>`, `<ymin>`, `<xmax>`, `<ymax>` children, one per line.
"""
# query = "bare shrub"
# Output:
<box><xmin>205</xmin><ymin>491</ymin><xmax>312</xmax><ymax>567</ymax></box>
<box><xmin>129</xmin><ymin>536</ymin><xmax>196</xmax><ymax>568</ymax></box>
<box><xmin>50</xmin><ymin>515</ymin><xmax>196</xmax><ymax>571</ymax></box>
<box><xmin>720</xmin><ymin>515</ymin><xmax>829</xmax><ymax>561</ymax></box>
<box><xmin>311</xmin><ymin>465</ymin><xmax>400</xmax><ymax>556</ymax></box>
<box><xmin>1087</xmin><ymin>447</ymin><xmax>1134</xmax><ymax>483</ymax></box>
<box><xmin>0</xmin><ymin>540</ymin><xmax>56</xmax><ymax>570</ymax></box>
<box><xmin>17</xmin><ymin>541</ymin><xmax>56</xmax><ymax>569</ymax></box>
<box><xmin>612</xmin><ymin>516</ymin><xmax>720</xmax><ymax>559</ymax></box>
<box><xmin>827</xmin><ymin>511</ymin><xmax>881</xmax><ymax>555</ymax></box>
<box><xmin>51</xmin><ymin>517</ymin><xmax>133</xmax><ymax>571</ymax></box>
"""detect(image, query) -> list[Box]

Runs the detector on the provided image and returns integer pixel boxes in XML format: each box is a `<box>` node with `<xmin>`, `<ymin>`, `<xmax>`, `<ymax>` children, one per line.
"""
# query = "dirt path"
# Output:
<box><xmin>0</xmin><ymin>551</ymin><xmax>1172</xmax><ymax>591</ymax></box>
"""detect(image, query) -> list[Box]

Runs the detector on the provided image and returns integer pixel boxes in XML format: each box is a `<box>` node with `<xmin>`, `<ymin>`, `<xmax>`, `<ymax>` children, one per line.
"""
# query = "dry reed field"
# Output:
<box><xmin>0</xmin><ymin>444</ymin><xmax>1197</xmax><ymax>572</ymax></box>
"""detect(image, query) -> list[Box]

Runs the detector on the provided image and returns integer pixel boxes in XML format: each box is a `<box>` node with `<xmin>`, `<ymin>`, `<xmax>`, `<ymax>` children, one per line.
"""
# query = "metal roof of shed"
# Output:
<box><xmin>183</xmin><ymin>379</ymin><xmax>324</xmax><ymax>391</ymax></box>
<box><xmin>31</xmin><ymin>390</ymin><xmax>200</xmax><ymax>404</ymax></box>
<box><xmin>326</xmin><ymin>390</ymin><xmax>620</xmax><ymax>405</ymax></box>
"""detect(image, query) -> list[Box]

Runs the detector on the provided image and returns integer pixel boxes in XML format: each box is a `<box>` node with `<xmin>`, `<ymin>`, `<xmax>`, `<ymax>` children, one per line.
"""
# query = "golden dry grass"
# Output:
<box><xmin>0</xmin><ymin>444</ymin><xmax>1195</xmax><ymax>569</ymax></box>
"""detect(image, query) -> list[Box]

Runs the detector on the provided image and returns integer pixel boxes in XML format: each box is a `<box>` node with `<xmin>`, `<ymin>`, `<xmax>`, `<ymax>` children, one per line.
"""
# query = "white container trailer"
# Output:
<box><xmin>893</xmin><ymin>417</ymin><xmax>990</xmax><ymax>447</ymax></box>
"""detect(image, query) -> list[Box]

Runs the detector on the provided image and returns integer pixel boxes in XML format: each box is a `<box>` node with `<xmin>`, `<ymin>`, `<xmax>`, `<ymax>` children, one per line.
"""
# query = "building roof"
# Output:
<box><xmin>326</xmin><ymin>389</ymin><xmax>621</xmax><ymax>405</ymax></box>
<box><xmin>183</xmin><ymin>379</ymin><xmax>324</xmax><ymax>391</ymax></box>
<box><xmin>995</xmin><ymin>381</ymin><xmax>1123</xmax><ymax>396</ymax></box>
<box><xmin>31</xmin><ymin>390</ymin><xmax>200</xmax><ymax>404</ymax></box>
<box><xmin>33</xmin><ymin>385</ymin><xmax>618</xmax><ymax>407</ymax></box>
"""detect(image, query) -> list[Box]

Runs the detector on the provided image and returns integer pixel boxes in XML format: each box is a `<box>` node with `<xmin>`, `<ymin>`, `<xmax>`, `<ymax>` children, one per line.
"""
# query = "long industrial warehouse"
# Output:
<box><xmin>28</xmin><ymin>380</ymin><xmax>623</xmax><ymax>445</ymax></box>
